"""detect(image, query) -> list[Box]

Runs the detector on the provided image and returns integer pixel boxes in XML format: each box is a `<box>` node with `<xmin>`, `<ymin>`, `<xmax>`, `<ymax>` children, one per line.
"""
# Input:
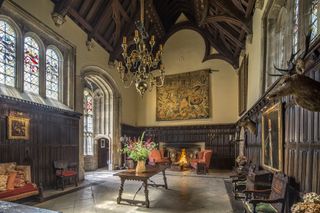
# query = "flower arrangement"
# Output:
<box><xmin>121</xmin><ymin>132</ymin><xmax>157</xmax><ymax>162</ymax></box>
<box><xmin>236</xmin><ymin>155</ymin><xmax>247</xmax><ymax>166</ymax></box>
<box><xmin>291</xmin><ymin>192</ymin><xmax>320</xmax><ymax>213</ymax></box>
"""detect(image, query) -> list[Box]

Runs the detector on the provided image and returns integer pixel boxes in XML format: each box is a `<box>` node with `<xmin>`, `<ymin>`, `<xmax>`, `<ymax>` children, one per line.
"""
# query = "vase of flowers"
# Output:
<box><xmin>122</xmin><ymin>132</ymin><xmax>156</xmax><ymax>173</ymax></box>
<box><xmin>291</xmin><ymin>192</ymin><xmax>320</xmax><ymax>213</ymax></box>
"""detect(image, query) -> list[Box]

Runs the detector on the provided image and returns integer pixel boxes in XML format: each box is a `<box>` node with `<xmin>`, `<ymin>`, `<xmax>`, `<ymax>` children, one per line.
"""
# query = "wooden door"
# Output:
<box><xmin>98</xmin><ymin>139</ymin><xmax>109</xmax><ymax>168</ymax></box>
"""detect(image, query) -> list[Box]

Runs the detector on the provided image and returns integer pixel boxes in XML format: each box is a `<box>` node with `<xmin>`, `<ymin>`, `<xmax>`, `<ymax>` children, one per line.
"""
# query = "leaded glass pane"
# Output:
<box><xmin>293</xmin><ymin>0</ymin><xmax>299</xmax><ymax>53</ymax></box>
<box><xmin>46</xmin><ymin>48</ymin><xmax>59</xmax><ymax>99</ymax></box>
<box><xmin>24</xmin><ymin>36</ymin><xmax>39</xmax><ymax>94</ymax></box>
<box><xmin>83</xmin><ymin>90</ymin><xmax>94</xmax><ymax>156</ymax></box>
<box><xmin>311</xmin><ymin>1</ymin><xmax>319</xmax><ymax>40</ymax></box>
<box><xmin>0</xmin><ymin>20</ymin><xmax>16</xmax><ymax>87</ymax></box>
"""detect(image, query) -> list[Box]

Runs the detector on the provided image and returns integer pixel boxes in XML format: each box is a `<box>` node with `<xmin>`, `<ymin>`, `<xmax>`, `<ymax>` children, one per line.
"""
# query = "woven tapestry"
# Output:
<box><xmin>156</xmin><ymin>69</ymin><xmax>210</xmax><ymax>121</ymax></box>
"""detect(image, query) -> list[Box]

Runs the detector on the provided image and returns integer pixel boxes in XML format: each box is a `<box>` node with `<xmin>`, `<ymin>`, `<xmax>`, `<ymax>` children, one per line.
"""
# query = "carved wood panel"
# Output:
<box><xmin>121</xmin><ymin>124</ymin><xmax>236</xmax><ymax>169</ymax></box>
<box><xmin>0</xmin><ymin>96</ymin><xmax>80</xmax><ymax>189</ymax></box>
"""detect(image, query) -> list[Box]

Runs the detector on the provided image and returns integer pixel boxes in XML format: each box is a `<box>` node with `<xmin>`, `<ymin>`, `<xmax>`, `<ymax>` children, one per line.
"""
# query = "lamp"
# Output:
<box><xmin>116</xmin><ymin>0</ymin><xmax>165</xmax><ymax>96</ymax></box>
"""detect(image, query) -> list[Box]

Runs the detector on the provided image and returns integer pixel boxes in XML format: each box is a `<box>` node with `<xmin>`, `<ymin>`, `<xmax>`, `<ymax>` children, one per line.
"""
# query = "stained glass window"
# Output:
<box><xmin>0</xmin><ymin>20</ymin><xmax>16</xmax><ymax>87</ymax></box>
<box><xmin>46</xmin><ymin>48</ymin><xmax>60</xmax><ymax>99</ymax></box>
<box><xmin>24</xmin><ymin>36</ymin><xmax>40</xmax><ymax>93</ymax></box>
<box><xmin>293</xmin><ymin>0</ymin><xmax>300</xmax><ymax>53</ymax></box>
<box><xmin>84</xmin><ymin>90</ymin><xmax>94</xmax><ymax>156</ymax></box>
<box><xmin>311</xmin><ymin>1</ymin><xmax>319</xmax><ymax>40</ymax></box>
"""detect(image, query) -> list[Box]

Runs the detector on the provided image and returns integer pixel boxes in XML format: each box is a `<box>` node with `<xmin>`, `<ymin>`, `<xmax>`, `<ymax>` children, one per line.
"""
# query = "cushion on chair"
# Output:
<box><xmin>236</xmin><ymin>181</ymin><xmax>247</xmax><ymax>185</ymax></box>
<box><xmin>14</xmin><ymin>170</ymin><xmax>26</xmax><ymax>188</ymax></box>
<box><xmin>245</xmin><ymin>202</ymin><xmax>277</xmax><ymax>213</ymax></box>
<box><xmin>7</xmin><ymin>172</ymin><xmax>17</xmax><ymax>190</ymax></box>
<box><xmin>0</xmin><ymin>162</ymin><xmax>17</xmax><ymax>175</ymax></box>
<box><xmin>0</xmin><ymin>183</ymin><xmax>39</xmax><ymax>201</ymax></box>
<box><xmin>0</xmin><ymin>175</ymin><xmax>8</xmax><ymax>191</ymax></box>
<box><xmin>56</xmin><ymin>170</ymin><xmax>77</xmax><ymax>177</ymax></box>
<box><xmin>16</xmin><ymin>165</ymin><xmax>31</xmax><ymax>183</ymax></box>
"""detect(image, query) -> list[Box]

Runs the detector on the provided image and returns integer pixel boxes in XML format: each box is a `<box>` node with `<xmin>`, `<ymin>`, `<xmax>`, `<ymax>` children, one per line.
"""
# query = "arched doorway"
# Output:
<box><xmin>80</xmin><ymin>66</ymin><xmax>121</xmax><ymax>171</ymax></box>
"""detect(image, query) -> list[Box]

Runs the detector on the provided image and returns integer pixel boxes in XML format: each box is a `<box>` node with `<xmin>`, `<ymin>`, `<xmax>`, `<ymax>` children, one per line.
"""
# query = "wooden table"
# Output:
<box><xmin>0</xmin><ymin>201</ymin><xmax>59</xmax><ymax>213</ymax></box>
<box><xmin>114</xmin><ymin>165</ymin><xmax>168</xmax><ymax>208</ymax></box>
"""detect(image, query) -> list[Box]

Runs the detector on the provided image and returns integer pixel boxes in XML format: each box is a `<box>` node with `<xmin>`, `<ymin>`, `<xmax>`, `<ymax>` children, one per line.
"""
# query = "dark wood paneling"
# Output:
<box><xmin>121</xmin><ymin>124</ymin><xmax>236</xmax><ymax>170</ymax></box>
<box><xmin>0</xmin><ymin>95</ymin><xmax>81</xmax><ymax>189</ymax></box>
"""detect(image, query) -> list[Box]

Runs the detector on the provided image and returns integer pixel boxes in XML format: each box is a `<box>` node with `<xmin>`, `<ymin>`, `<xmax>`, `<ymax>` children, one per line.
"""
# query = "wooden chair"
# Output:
<box><xmin>231</xmin><ymin>163</ymin><xmax>256</xmax><ymax>199</ymax></box>
<box><xmin>53</xmin><ymin>161</ymin><xmax>78</xmax><ymax>190</ymax></box>
<box><xmin>243</xmin><ymin>173</ymin><xmax>289</xmax><ymax>213</ymax></box>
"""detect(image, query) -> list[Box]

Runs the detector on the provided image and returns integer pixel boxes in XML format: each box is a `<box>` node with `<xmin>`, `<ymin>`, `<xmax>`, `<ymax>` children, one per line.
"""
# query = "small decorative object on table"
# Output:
<box><xmin>122</xmin><ymin>132</ymin><xmax>156</xmax><ymax>173</ymax></box>
<box><xmin>291</xmin><ymin>192</ymin><xmax>320</xmax><ymax>213</ymax></box>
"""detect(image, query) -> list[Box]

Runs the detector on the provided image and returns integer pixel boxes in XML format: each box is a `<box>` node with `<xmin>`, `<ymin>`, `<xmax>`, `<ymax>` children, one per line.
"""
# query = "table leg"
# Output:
<box><xmin>162</xmin><ymin>170</ymin><xmax>168</xmax><ymax>189</ymax></box>
<box><xmin>143</xmin><ymin>180</ymin><xmax>150</xmax><ymax>208</ymax></box>
<box><xmin>117</xmin><ymin>178</ymin><xmax>125</xmax><ymax>204</ymax></box>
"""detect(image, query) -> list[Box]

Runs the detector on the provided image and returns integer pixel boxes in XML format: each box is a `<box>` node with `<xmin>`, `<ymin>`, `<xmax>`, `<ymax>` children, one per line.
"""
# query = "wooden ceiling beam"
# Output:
<box><xmin>212</xmin><ymin>23</ymin><xmax>243</xmax><ymax>48</ymax></box>
<box><xmin>78</xmin><ymin>0</ymin><xmax>93</xmax><ymax>16</ymax></box>
<box><xmin>211</xmin><ymin>0</ymin><xmax>249</xmax><ymax>22</ymax></box>
<box><xmin>206</xmin><ymin>15</ymin><xmax>251</xmax><ymax>34</ymax></box>
<box><xmin>68</xmin><ymin>8</ymin><xmax>114</xmax><ymax>52</ymax></box>
<box><xmin>53</xmin><ymin>0</ymin><xmax>74</xmax><ymax>16</ymax></box>
<box><xmin>85</xmin><ymin>0</ymin><xmax>103</xmax><ymax>22</ymax></box>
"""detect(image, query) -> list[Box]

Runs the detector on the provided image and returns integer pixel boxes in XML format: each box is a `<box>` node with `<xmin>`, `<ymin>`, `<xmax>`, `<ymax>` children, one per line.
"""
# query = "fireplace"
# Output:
<box><xmin>159</xmin><ymin>142</ymin><xmax>205</xmax><ymax>170</ymax></box>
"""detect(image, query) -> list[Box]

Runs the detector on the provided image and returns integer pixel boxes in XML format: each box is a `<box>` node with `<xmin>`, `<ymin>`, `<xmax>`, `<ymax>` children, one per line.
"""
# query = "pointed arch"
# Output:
<box><xmin>80</xmin><ymin>66</ymin><xmax>121</xmax><ymax>171</ymax></box>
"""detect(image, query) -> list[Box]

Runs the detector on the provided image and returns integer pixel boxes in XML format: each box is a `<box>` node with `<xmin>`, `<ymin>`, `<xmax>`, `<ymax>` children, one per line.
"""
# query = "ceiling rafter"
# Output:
<box><xmin>205</xmin><ymin>15</ymin><xmax>251</xmax><ymax>34</ymax></box>
<box><xmin>51</xmin><ymin>0</ymin><xmax>256</xmax><ymax>67</ymax></box>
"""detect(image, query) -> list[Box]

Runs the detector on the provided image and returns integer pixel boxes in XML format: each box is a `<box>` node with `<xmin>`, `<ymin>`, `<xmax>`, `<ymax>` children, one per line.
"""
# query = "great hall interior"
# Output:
<box><xmin>1</xmin><ymin>0</ymin><xmax>320</xmax><ymax>212</ymax></box>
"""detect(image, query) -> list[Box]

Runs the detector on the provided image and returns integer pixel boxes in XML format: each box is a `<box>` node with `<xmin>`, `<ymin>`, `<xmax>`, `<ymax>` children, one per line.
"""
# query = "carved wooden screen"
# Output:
<box><xmin>238</xmin><ymin>55</ymin><xmax>248</xmax><ymax>116</ymax></box>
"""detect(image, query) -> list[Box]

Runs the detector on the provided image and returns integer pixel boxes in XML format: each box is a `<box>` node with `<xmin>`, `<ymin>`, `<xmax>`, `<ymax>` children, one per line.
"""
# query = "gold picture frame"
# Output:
<box><xmin>261</xmin><ymin>102</ymin><xmax>283</xmax><ymax>172</ymax></box>
<box><xmin>8</xmin><ymin>115</ymin><xmax>30</xmax><ymax>140</ymax></box>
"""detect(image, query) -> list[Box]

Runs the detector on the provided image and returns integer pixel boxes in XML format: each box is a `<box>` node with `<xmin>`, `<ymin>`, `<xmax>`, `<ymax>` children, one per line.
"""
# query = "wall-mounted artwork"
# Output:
<box><xmin>261</xmin><ymin>102</ymin><xmax>283</xmax><ymax>172</ymax></box>
<box><xmin>156</xmin><ymin>69</ymin><xmax>210</xmax><ymax>121</ymax></box>
<box><xmin>238</xmin><ymin>55</ymin><xmax>248</xmax><ymax>116</ymax></box>
<box><xmin>7</xmin><ymin>112</ymin><xmax>30</xmax><ymax>140</ymax></box>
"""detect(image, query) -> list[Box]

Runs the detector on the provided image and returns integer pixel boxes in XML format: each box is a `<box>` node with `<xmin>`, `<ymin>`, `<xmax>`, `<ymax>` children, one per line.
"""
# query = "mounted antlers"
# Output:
<box><xmin>268</xmin><ymin>30</ymin><xmax>320</xmax><ymax>112</ymax></box>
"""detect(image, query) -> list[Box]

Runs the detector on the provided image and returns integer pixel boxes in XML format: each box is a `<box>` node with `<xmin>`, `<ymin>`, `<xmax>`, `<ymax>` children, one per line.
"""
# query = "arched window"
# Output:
<box><xmin>310</xmin><ymin>1</ymin><xmax>319</xmax><ymax>40</ymax></box>
<box><xmin>46</xmin><ymin>48</ymin><xmax>60</xmax><ymax>99</ymax></box>
<box><xmin>0</xmin><ymin>20</ymin><xmax>16</xmax><ymax>87</ymax></box>
<box><xmin>292</xmin><ymin>0</ymin><xmax>299</xmax><ymax>53</ymax></box>
<box><xmin>84</xmin><ymin>90</ymin><xmax>94</xmax><ymax>156</ymax></box>
<box><xmin>24</xmin><ymin>36</ymin><xmax>40</xmax><ymax>93</ymax></box>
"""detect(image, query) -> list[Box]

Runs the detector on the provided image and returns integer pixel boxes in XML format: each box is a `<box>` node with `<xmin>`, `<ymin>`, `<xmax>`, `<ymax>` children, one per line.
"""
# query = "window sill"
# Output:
<box><xmin>0</xmin><ymin>84</ymin><xmax>71</xmax><ymax>111</ymax></box>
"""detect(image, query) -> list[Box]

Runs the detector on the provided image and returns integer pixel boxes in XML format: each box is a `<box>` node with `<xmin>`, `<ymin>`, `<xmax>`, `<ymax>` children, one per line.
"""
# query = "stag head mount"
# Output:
<box><xmin>268</xmin><ymin>30</ymin><xmax>320</xmax><ymax>112</ymax></box>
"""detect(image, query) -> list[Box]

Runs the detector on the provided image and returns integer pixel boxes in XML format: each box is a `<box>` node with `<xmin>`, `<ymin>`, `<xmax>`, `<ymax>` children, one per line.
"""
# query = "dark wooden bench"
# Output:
<box><xmin>53</xmin><ymin>161</ymin><xmax>78</xmax><ymax>190</ymax></box>
<box><xmin>243</xmin><ymin>173</ymin><xmax>289</xmax><ymax>213</ymax></box>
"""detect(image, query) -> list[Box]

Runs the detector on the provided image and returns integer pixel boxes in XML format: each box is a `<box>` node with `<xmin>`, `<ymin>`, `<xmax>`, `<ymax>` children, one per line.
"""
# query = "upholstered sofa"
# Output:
<box><xmin>148</xmin><ymin>149</ymin><xmax>170</xmax><ymax>166</ymax></box>
<box><xmin>0</xmin><ymin>162</ymin><xmax>39</xmax><ymax>201</ymax></box>
<box><xmin>190</xmin><ymin>150</ymin><xmax>213</xmax><ymax>171</ymax></box>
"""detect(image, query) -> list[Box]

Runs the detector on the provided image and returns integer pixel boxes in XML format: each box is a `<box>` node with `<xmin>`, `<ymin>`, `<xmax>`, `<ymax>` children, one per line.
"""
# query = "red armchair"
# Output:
<box><xmin>148</xmin><ymin>149</ymin><xmax>170</xmax><ymax>166</ymax></box>
<box><xmin>190</xmin><ymin>150</ymin><xmax>213</xmax><ymax>170</ymax></box>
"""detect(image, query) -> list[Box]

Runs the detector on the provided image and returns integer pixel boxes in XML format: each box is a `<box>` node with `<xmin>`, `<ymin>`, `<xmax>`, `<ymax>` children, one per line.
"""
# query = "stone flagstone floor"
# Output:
<box><xmin>36</xmin><ymin>169</ymin><xmax>234</xmax><ymax>213</ymax></box>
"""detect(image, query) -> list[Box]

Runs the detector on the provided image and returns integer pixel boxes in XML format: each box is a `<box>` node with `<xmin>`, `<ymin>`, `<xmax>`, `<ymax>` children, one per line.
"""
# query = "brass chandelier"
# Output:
<box><xmin>116</xmin><ymin>0</ymin><xmax>165</xmax><ymax>96</ymax></box>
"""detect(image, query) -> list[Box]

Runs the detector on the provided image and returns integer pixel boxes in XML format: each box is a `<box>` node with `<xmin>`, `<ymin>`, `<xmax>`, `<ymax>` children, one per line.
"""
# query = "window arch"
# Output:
<box><xmin>0</xmin><ymin>20</ymin><xmax>16</xmax><ymax>87</ymax></box>
<box><xmin>46</xmin><ymin>47</ymin><xmax>61</xmax><ymax>99</ymax></box>
<box><xmin>24</xmin><ymin>36</ymin><xmax>40</xmax><ymax>94</ymax></box>
<box><xmin>84</xmin><ymin>89</ymin><xmax>94</xmax><ymax>156</ymax></box>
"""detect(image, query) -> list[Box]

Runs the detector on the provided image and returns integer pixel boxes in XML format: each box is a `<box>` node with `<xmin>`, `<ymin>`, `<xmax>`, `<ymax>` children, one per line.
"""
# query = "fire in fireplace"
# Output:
<box><xmin>177</xmin><ymin>148</ymin><xmax>188</xmax><ymax>166</ymax></box>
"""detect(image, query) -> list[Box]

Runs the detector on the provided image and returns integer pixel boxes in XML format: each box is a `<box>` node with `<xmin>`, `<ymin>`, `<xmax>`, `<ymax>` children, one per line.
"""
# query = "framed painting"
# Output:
<box><xmin>261</xmin><ymin>102</ymin><xmax>283</xmax><ymax>172</ymax></box>
<box><xmin>238</xmin><ymin>55</ymin><xmax>248</xmax><ymax>116</ymax></box>
<box><xmin>7</xmin><ymin>114</ymin><xmax>30</xmax><ymax>140</ymax></box>
<box><xmin>156</xmin><ymin>69</ymin><xmax>210</xmax><ymax>121</ymax></box>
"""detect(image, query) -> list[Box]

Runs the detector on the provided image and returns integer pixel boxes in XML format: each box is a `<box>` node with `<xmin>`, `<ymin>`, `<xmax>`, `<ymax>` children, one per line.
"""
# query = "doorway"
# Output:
<box><xmin>98</xmin><ymin>138</ymin><xmax>109</xmax><ymax>168</ymax></box>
